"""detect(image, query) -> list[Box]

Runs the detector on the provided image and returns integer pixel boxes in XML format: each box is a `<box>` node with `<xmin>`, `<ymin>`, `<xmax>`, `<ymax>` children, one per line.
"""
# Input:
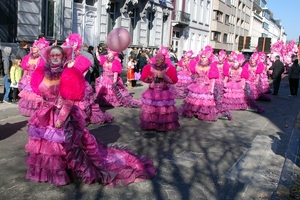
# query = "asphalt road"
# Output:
<box><xmin>0</xmin><ymin>75</ymin><xmax>299</xmax><ymax>200</ymax></box>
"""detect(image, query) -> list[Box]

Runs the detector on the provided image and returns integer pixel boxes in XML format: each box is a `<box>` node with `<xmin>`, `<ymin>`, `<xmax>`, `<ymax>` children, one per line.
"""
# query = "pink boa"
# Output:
<box><xmin>97</xmin><ymin>55</ymin><xmax>106</xmax><ymax>66</ymax></box>
<box><xmin>166</xmin><ymin>65</ymin><xmax>178</xmax><ymax>84</ymax></box>
<box><xmin>31</xmin><ymin>65</ymin><xmax>86</xmax><ymax>101</ymax></box>
<box><xmin>73</xmin><ymin>55</ymin><xmax>92</xmax><ymax>74</ymax></box>
<box><xmin>256</xmin><ymin>62</ymin><xmax>264</xmax><ymax>74</ymax></box>
<box><xmin>223</xmin><ymin>61</ymin><xmax>231</xmax><ymax>77</ymax></box>
<box><xmin>241</xmin><ymin>64</ymin><xmax>249</xmax><ymax>79</ymax></box>
<box><xmin>20</xmin><ymin>55</ymin><xmax>30</xmax><ymax>70</ymax></box>
<box><xmin>111</xmin><ymin>60</ymin><xmax>122</xmax><ymax>73</ymax></box>
<box><xmin>189</xmin><ymin>59</ymin><xmax>197</xmax><ymax>74</ymax></box>
<box><xmin>208</xmin><ymin>63</ymin><xmax>219</xmax><ymax>79</ymax></box>
<box><xmin>141</xmin><ymin>64</ymin><xmax>152</xmax><ymax>82</ymax></box>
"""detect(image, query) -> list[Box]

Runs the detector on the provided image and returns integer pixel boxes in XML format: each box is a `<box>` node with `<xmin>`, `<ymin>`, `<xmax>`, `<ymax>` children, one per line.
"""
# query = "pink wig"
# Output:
<box><xmin>62</xmin><ymin>33</ymin><xmax>83</xmax><ymax>53</ymax></box>
<box><xmin>237</xmin><ymin>53</ymin><xmax>245</xmax><ymax>65</ymax></box>
<box><xmin>227</xmin><ymin>51</ymin><xmax>237</xmax><ymax>62</ymax></box>
<box><xmin>158</xmin><ymin>46</ymin><xmax>170</xmax><ymax>58</ymax></box>
<box><xmin>250</xmin><ymin>52</ymin><xmax>259</xmax><ymax>63</ymax></box>
<box><xmin>32</xmin><ymin>38</ymin><xmax>50</xmax><ymax>50</ymax></box>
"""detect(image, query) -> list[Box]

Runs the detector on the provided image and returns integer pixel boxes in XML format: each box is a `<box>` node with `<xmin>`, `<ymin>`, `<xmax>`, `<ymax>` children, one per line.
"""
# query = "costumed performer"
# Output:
<box><xmin>18</xmin><ymin>38</ymin><xmax>49</xmax><ymax>116</ymax></box>
<box><xmin>95</xmin><ymin>49</ymin><xmax>141</xmax><ymax>108</ymax></box>
<box><xmin>25</xmin><ymin>45</ymin><xmax>156</xmax><ymax>187</ymax></box>
<box><xmin>62</xmin><ymin>33</ymin><xmax>113</xmax><ymax>125</ymax></box>
<box><xmin>140</xmin><ymin>52</ymin><xmax>180</xmax><ymax>131</ymax></box>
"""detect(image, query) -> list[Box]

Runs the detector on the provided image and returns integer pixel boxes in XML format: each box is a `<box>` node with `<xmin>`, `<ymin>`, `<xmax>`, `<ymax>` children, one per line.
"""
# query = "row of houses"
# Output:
<box><xmin>0</xmin><ymin>0</ymin><xmax>286</xmax><ymax>59</ymax></box>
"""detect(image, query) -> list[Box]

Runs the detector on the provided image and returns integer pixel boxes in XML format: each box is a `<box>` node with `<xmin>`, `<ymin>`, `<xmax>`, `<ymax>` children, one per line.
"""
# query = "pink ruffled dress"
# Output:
<box><xmin>95</xmin><ymin>56</ymin><xmax>141</xmax><ymax>108</ymax></box>
<box><xmin>25</xmin><ymin>82</ymin><xmax>156</xmax><ymax>187</ymax></box>
<box><xmin>179</xmin><ymin>65</ymin><xmax>219</xmax><ymax>121</ymax></box>
<box><xmin>173</xmin><ymin>59</ymin><xmax>193</xmax><ymax>98</ymax></box>
<box><xmin>140</xmin><ymin>63</ymin><xmax>180</xmax><ymax>131</ymax></box>
<box><xmin>223</xmin><ymin>67</ymin><xmax>249</xmax><ymax>110</ymax></box>
<box><xmin>18</xmin><ymin>55</ymin><xmax>45</xmax><ymax>116</ymax></box>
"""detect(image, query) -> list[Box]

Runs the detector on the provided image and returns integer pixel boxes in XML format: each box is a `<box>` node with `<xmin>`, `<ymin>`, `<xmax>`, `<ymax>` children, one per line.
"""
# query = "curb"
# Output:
<box><xmin>272</xmin><ymin>111</ymin><xmax>300</xmax><ymax>199</ymax></box>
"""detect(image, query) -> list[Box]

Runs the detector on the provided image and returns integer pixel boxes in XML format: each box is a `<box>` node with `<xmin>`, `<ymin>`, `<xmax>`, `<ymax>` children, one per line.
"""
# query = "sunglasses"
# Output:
<box><xmin>49</xmin><ymin>53</ymin><xmax>63</xmax><ymax>58</ymax></box>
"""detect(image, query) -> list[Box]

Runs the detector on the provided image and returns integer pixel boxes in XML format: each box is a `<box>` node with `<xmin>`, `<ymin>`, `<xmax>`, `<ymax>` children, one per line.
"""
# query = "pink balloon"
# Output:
<box><xmin>107</xmin><ymin>28</ymin><xmax>131</xmax><ymax>52</ymax></box>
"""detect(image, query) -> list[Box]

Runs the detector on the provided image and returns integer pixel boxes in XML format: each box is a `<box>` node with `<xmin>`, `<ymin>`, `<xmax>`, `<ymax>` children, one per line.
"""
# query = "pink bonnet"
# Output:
<box><xmin>155</xmin><ymin>53</ymin><xmax>165</xmax><ymax>61</ymax></box>
<box><xmin>32</xmin><ymin>38</ymin><xmax>50</xmax><ymax>50</ymax></box>
<box><xmin>62</xmin><ymin>33</ymin><xmax>83</xmax><ymax>53</ymax></box>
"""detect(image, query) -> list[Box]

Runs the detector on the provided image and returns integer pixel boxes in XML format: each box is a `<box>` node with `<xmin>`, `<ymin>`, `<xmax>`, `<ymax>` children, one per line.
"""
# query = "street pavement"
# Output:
<box><xmin>0</xmin><ymin>74</ymin><xmax>299</xmax><ymax>200</ymax></box>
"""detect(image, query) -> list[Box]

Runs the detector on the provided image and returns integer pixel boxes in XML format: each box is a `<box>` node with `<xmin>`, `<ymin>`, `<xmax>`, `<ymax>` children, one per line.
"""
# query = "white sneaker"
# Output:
<box><xmin>3</xmin><ymin>100</ymin><xmax>12</xmax><ymax>104</ymax></box>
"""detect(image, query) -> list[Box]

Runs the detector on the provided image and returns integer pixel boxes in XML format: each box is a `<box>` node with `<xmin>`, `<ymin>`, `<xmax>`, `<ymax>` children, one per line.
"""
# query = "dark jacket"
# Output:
<box><xmin>288</xmin><ymin>63</ymin><xmax>300</xmax><ymax>79</ymax></box>
<box><xmin>270</xmin><ymin>59</ymin><xmax>284</xmax><ymax>79</ymax></box>
<box><xmin>16</xmin><ymin>47</ymin><xmax>30</xmax><ymax>59</ymax></box>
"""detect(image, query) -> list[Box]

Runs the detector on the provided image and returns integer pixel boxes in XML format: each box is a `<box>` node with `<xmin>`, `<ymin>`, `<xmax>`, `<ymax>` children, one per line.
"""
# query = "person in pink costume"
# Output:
<box><xmin>62</xmin><ymin>33</ymin><xmax>114</xmax><ymax>125</ymax></box>
<box><xmin>25</xmin><ymin>45</ymin><xmax>156</xmax><ymax>187</ymax></box>
<box><xmin>179</xmin><ymin>46</ymin><xmax>220</xmax><ymax>121</ymax></box>
<box><xmin>223</xmin><ymin>52</ymin><xmax>249</xmax><ymax>111</ymax></box>
<box><xmin>18</xmin><ymin>38</ymin><xmax>49</xmax><ymax>116</ymax></box>
<box><xmin>257</xmin><ymin>52</ymin><xmax>272</xmax><ymax>97</ymax></box>
<box><xmin>210</xmin><ymin>50</ymin><xmax>232</xmax><ymax>120</ymax></box>
<box><xmin>140</xmin><ymin>52</ymin><xmax>179</xmax><ymax>131</ymax></box>
<box><xmin>242</xmin><ymin>54</ymin><xmax>266</xmax><ymax>113</ymax></box>
<box><xmin>95</xmin><ymin>49</ymin><xmax>141</xmax><ymax>108</ymax></box>
<box><xmin>174</xmin><ymin>50</ymin><xmax>194</xmax><ymax>98</ymax></box>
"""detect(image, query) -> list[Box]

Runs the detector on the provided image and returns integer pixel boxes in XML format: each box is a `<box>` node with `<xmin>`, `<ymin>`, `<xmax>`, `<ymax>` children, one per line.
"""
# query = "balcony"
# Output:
<box><xmin>172</xmin><ymin>10</ymin><xmax>190</xmax><ymax>27</ymax></box>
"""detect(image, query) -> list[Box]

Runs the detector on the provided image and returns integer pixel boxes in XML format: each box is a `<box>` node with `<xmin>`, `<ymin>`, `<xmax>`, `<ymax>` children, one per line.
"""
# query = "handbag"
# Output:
<box><xmin>134</xmin><ymin>72</ymin><xmax>141</xmax><ymax>80</ymax></box>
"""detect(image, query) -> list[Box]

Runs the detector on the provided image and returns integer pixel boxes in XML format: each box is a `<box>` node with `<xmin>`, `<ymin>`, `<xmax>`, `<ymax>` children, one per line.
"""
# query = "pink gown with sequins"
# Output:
<box><xmin>25</xmin><ymin>83</ymin><xmax>156</xmax><ymax>187</ymax></box>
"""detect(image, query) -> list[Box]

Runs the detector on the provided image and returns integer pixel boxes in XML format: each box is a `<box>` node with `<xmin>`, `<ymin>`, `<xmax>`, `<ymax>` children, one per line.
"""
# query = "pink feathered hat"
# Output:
<box><xmin>62</xmin><ymin>33</ymin><xmax>83</xmax><ymax>53</ymax></box>
<box><xmin>184</xmin><ymin>50</ymin><xmax>194</xmax><ymax>58</ymax></box>
<box><xmin>32</xmin><ymin>38</ymin><xmax>50</xmax><ymax>50</ymax></box>
<box><xmin>198</xmin><ymin>45</ymin><xmax>214</xmax><ymax>60</ymax></box>
<box><xmin>218</xmin><ymin>50</ymin><xmax>227</xmax><ymax>61</ymax></box>
<box><xmin>250</xmin><ymin>52</ymin><xmax>259</xmax><ymax>63</ymax></box>
<box><xmin>39</xmin><ymin>46</ymin><xmax>74</xmax><ymax>66</ymax></box>
<box><xmin>158</xmin><ymin>46</ymin><xmax>170</xmax><ymax>58</ymax></box>
<box><xmin>237</xmin><ymin>53</ymin><xmax>245</xmax><ymax>65</ymax></box>
<box><xmin>227</xmin><ymin>51</ymin><xmax>237</xmax><ymax>62</ymax></box>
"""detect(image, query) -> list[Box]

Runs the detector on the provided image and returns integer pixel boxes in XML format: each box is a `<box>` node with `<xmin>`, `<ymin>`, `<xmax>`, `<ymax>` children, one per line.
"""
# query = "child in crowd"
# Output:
<box><xmin>126</xmin><ymin>56</ymin><xmax>135</xmax><ymax>88</ymax></box>
<box><xmin>10</xmin><ymin>57</ymin><xmax>23</xmax><ymax>103</ymax></box>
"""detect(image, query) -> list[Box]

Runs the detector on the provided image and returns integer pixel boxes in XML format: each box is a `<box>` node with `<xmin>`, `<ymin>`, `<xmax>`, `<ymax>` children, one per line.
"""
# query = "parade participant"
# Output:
<box><xmin>62</xmin><ymin>33</ymin><xmax>113</xmax><ymax>125</ymax></box>
<box><xmin>242</xmin><ymin>53</ymin><xmax>266</xmax><ymax>113</ymax></box>
<box><xmin>95</xmin><ymin>49</ymin><xmax>141</xmax><ymax>108</ymax></box>
<box><xmin>222</xmin><ymin>52</ymin><xmax>249</xmax><ymax>111</ymax></box>
<box><xmin>174</xmin><ymin>50</ymin><xmax>194</xmax><ymax>98</ymax></box>
<box><xmin>18</xmin><ymin>38</ymin><xmax>49</xmax><ymax>116</ymax></box>
<box><xmin>258</xmin><ymin>52</ymin><xmax>271</xmax><ymax>95</ymax></box>
<box><xmin>210</xmin><ymin>50</ymin><xmax>232</xmax><ymax>120</ymax></box>
<box><xmin>25</xmin><ymin>45</ymin><xmax>156</xmax><ymax>187</ymax></box>
<box><xmin>140</xmin><ymin>52</ymin><xmax>179</xmax><ymax>131</ymax></box>
<box><xmin>179</xmin><ymin>46</ymin><xmax>220</xmax><ymax>121</ymax></box>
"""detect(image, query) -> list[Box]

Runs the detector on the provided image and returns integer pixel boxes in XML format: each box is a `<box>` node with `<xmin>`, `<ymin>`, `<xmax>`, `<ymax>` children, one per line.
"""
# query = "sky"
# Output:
<box><xmin>266</xmin><ymin>0</ymin><xmax>300</xmax><ymax>42</ymax></box>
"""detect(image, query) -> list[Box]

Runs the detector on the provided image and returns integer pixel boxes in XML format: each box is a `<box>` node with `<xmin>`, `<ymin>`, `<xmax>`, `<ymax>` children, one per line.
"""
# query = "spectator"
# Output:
<box><xmin>16</xmin><ymin>41</ymin><xmax>30</xmax><ymax>59</ymax></box>
<box><xmin>10</xmin><ymin>57</ymin><xmax>23</xmax><ymax>103</ymax></box>
<box><xmin>81</xmin><ymin>43</ymin><xmax>95</xmax><ymax>84</ymax></box>
<box><xmin>137</xmin><ymin>50</ymin><xmax>148</xmax><ymax>73</ymax></box>
<box><xmin>169</xmin><ymin>49</ymin><xmax>178</xmax><ymax>66</ymax></box>
<box><xmin>288</xmin><ymin>59</ymin><xmax>300</xmax><ymax>97</ymax></box>
<box><xmin>2</xmin><ymin>47</ymin><xmax>12</xmax><ymax>104</ymax></box>
<box><xmin>0</xmin><ymin>49</ymin><xmax>3</xmax><ymax>77</ymax></box>
<box><xmin>269</xmin><ymin>55</ymin><xmax>285</xmax><ymax>95</ymax></box>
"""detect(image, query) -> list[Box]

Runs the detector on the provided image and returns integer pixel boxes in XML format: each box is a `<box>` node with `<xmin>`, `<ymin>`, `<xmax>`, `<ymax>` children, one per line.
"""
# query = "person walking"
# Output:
<box><xmin>288</xmin><ymin>59</ymin><xmax>300</xmax><ymax>97</ymax></box>
<box><xmin>269</xmin><ymin>55</ymin><xmax>284</xmax><ymax>95</ymax></box>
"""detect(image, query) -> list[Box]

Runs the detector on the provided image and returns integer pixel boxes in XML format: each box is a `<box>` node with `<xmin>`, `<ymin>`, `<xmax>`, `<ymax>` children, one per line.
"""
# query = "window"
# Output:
<box><xmin>74</xmin><ymin>0</ymin><xmax>83</xmax><ymax>3</ymax></box>
<box><xmin>42</xmin><ymin>0</ymin><xmax>55</xmax><ymax>37</ymax></box>
<box><xmin>223</xmin><ymin>33</ymin><xmax>228</xmax><ymax>43</ymax></box>
<box><xmin>211</xmin><ymin>31</ymin><xmax>221</xmax><ymax>42</ymax></box>
<box><xmin>225</xmin><ymin>14</ymin><xmax>230</xmax><ymax>25</ymax></box>
<box><xmin>130</xmin><ymin>8</ymin><xmax>138</xmax><ymax>45</ymax></box>
<box><xmin>173</xmin><ymin>30</ymin><xmax>180</xmax><ymax>38</ymax></box>
<box><xmin>86</xmin><ymin>0</ymin><xmax>95</xmax><ymax>6</ymax></box>
<box><xmin>213</xmin><ymin>10</ymin><xmax>223</xmax><ymax>22</ymax></box>
<box><xmin>225</xmin><ymin>0</ymin><xmax>231</xmax><ymax>6</ymax></box>
<box><xmin>263</xmin><ymin>22</ymin><xmax>269</xmax><ymax>30</ymax></box>
<box><xmin>264</xmin><ymin>12</ymin><xmax>270</xmax><ymax>20</ymax></box>
<box><xmin>147</xmin><ymin>12</ymin><xmax>155</xmax><ymax>45</ymax></box>
<box><xmin>107</xmin><ymin>2</ymin><xmax>117</xmax><ymax>33</ymax></box>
